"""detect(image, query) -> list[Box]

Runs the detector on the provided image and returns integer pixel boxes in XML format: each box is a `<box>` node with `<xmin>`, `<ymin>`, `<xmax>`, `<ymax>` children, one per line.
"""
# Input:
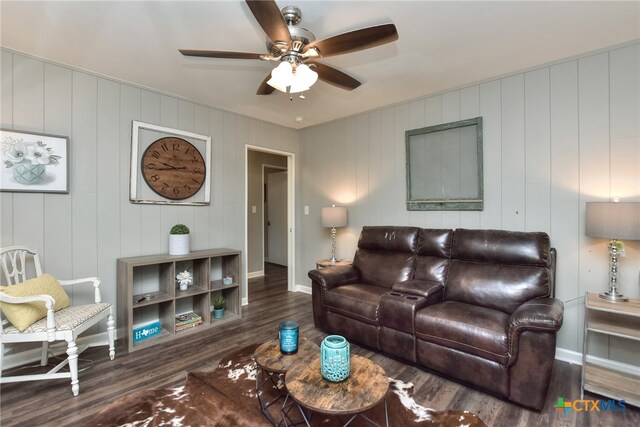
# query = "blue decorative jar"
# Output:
<box><xmin>279</xmin><ymin>321</ymin><xmax>299</xmax><ymax>354</ymax></box>
<box><xmin>320</xmin><ymin>335</ymin><xmax>350</xmax><ymax>382</ymax></box>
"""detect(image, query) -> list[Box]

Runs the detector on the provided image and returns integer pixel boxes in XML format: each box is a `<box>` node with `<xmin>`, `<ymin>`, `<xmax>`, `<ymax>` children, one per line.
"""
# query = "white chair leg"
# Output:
<box><xmin>107</xmin><ymin>313</ymin><xmax>115</xmax><ymax>360</ymax></box>
<box><xmin>40</xmin><ymin>341</ymin><xmax>49</xmax><ymax>366</ymax></box>
<box><xmin>0</xmin><ymin>342</ymin><xmax>4</xmax><ymax>375</ymax></box>
<box><xmin>67</xmin><ymin>339</ymin><xmax>79</xmax><ymax>396</ymax></box>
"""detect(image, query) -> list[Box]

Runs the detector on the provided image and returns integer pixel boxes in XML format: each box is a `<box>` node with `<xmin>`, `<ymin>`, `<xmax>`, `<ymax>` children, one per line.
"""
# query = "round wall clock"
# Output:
<box><xmin>141</xmin><ymin>137</ymin><xmax>206</xmax><ymax>200</ymax></box>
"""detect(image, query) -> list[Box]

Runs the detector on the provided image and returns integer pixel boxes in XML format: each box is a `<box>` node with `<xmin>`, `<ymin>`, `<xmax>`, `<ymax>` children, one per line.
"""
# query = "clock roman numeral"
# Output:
<box><xmin>160</xmin><ymin>142</ymin><xmax>168</xmax><ymax>151</ymax></box>
<box><xmin>151</xmin><ymin>151</ymin><xmax>160</xmax><ymax>159</ymax></box>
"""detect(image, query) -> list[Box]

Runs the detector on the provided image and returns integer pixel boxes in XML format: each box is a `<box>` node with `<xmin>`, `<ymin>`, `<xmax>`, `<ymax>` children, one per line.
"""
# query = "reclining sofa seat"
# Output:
<box><xmin>308</xmin><ymin>226</ymin><xmax>564</xmax><ymax>410</ymax></box>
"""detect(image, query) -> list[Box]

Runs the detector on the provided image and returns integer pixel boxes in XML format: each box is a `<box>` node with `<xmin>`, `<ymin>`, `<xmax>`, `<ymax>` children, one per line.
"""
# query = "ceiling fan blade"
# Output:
<box><xmin>304</xmin><ymin>23</ymin><xmax>398</xmax><ymax>58</ymax></box>
<box><xmin>179</xmin><ymin>49</ymin><xmax>264</xmax><ymax>60</ymax></box>
<box><xmin>257</xmin><ymin>73</ymin><xmax>276</xmax><ymax>95</ymax></box>
<box><xmin>308</xmin><ymin>62</ymin><xmax>361</xmax><ymax>91</ymax></box>
<box><xmin>246</xmin><ymin>0</ymin><xmax>292</xmax><ymax>45</ymax></box>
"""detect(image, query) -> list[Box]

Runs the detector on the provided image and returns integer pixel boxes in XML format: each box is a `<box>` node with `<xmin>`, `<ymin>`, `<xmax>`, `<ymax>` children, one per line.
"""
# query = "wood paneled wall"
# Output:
<box><xmin>0</xmin><ymin>50</ymin><xmax>299</xmax><ymax>333</ymax></box>
<box><xmin>298</xmin><ymin>43</ymin><xmax>640</xmax><ymax>362</ymax></box>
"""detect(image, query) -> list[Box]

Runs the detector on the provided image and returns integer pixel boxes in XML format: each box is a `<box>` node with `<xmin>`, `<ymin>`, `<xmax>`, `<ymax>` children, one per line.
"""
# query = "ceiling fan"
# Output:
<box><xmin>179</xmin><ymin>0</ymin><xmax>399</xmax><ymax>96</ymax></box>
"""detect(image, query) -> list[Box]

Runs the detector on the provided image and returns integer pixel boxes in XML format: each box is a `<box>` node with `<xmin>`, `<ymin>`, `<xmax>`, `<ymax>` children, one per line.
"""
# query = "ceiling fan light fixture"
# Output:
<box><xmin>267</xmin><ymin>61</ymin><xmax>318</xmax><ymax>94</ymax></box>
<box><xmin>267</xmin><ymin>61</ymin><xmax>293</xmax><ymax>92</ymax></box>
<box><xmin>289</xmin><ymin>63</ymin><xmax>318</xmax><ymax>93</ymax></box>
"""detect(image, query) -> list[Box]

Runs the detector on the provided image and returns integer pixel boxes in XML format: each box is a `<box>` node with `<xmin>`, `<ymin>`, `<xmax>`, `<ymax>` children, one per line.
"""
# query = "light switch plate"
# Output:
<box><xmin>304</xmin><ymin>206</ymin><xmax>309</xmax><ymax>215</ymax></box>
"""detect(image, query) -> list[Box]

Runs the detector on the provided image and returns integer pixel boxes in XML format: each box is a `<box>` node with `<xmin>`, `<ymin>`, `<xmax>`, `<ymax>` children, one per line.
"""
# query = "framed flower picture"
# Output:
<box><xmin>0</xmin><ymin>129</ymin><xmax>69</xmax><ymax>193</ymax></box>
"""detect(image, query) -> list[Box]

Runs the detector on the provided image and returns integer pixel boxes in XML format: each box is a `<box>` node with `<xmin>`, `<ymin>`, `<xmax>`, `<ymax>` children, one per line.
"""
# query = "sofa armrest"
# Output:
<box><xmin>391</xmin><ymin>280</ymin><xmax>444</xmax><ymax>305</ymax></box>
<box><xmin>508</xmin><ymin>297</ymin><xmax>564</xmax><ymax>338</ymax></box>
<box><xmin>308</xmin><ymin>265</ymin><xmax>361</xmax><ymax>291</ymax></box>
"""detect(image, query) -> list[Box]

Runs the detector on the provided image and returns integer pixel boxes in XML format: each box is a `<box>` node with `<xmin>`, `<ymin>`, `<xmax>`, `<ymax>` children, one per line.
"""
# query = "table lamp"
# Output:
<box><xmin>321</xmin><ymin>205</ymin><xmax>348</xmax><ymax>263</ymax></box>
<box><xmin>585</xmin><ymin>201</ymin><xmax>640</xmax><ymax>302</ymax></box>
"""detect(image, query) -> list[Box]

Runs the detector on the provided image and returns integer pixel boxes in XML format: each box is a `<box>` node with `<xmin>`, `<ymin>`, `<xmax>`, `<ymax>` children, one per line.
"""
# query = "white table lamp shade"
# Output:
<box><xmin>585</xmin><ymin>202</ymin><xmax>640</xmax><ymax>241</ymax></box>
<box><xmin>585</xmin><ymin>201</ymin><xmax>640</xmax><ymax>302</ymax></box>
<box><xmin>322</xmin><ymin>206</ymin><xmax>348</xmax><ymax>228</ymax></box>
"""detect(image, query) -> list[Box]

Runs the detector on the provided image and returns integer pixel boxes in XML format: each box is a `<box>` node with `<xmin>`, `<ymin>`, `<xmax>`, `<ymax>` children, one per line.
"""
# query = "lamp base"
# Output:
<box><xmin>599</xmin><ymin>290</ymin><xmax>629</xmax><ymax>302</ymax></box>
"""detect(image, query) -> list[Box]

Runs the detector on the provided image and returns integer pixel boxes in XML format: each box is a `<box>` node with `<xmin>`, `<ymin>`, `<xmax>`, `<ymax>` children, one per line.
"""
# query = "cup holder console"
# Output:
<box><xmin>378</xmin><ymin>291</ymin><xmax>428</xmax><ymax>333</ymax></box>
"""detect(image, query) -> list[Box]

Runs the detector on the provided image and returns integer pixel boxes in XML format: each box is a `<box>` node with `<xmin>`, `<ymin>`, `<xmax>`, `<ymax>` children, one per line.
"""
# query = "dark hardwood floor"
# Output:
<box><xmin>1</xmin><ymin>263</ymin><xmax>638</xmax><ymax>426</ymax></box>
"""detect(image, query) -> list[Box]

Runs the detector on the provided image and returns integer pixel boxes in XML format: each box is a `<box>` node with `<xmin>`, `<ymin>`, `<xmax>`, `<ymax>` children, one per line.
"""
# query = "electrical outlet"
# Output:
<box><xmin>304</xmin><ymin>206</ymin><xmax>309</xmax><ymax>215</ymax></box>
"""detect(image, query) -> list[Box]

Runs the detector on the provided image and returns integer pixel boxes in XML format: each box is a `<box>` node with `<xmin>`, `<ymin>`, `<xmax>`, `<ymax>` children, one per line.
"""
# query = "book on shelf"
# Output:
<box><xmin>176</xmin><ymin>320</ymin><xmax>203</xmax><ymax>332</ymax></box>
<box><xmin>175</xmin><ymin>311</ymin><xmax>202</xmax><ymax>326</ymax></box>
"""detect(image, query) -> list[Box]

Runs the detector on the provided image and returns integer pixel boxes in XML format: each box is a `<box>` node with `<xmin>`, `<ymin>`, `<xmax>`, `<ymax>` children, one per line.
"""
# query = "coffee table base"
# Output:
<box><xmin>283</xmin><ymin>398</ymin><xmax>389</xmax><ymax>427</ymax></box>
<box><xmin>256</xmin><ymin>367</ymin><xmax>288</xmax><ymax>426</ymax></box>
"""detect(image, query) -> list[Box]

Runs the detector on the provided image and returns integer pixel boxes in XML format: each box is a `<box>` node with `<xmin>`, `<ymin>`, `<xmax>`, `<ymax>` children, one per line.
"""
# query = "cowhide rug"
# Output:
<box><xmin>88</xmin><ymin>344</ymin><xmax>486</xmax><ymax>427</ymax></box>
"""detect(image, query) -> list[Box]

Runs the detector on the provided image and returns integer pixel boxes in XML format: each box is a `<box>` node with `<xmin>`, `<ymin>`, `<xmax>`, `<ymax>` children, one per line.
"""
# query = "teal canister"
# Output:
<box><xmin>320</xmin><ymin>335</ymin><xmax>350</xmax><ymax>382</ymax></box>
<box><xmin>279</xmin><ymin>321</ymin><xmax>299</xmax><ymax>354</ymax></box>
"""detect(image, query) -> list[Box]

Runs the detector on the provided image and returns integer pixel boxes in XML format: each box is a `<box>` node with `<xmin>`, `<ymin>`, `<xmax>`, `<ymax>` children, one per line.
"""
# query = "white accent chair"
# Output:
<box><xmin>0</xmin><ymin>246</ymin><xmax>115</xmax><ymax>396</ymax></box>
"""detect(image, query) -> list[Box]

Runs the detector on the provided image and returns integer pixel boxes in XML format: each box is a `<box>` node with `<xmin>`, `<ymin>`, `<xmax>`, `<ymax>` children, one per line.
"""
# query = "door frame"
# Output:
<box><xmin>262</xmin><ymin>164</ymin><xmax>287</xmax><ymax>265</ymax></box>
<box><xmin>245</xmin><ymin>145</ymin><xmax>296</xmax><ymax>303</ymax></box>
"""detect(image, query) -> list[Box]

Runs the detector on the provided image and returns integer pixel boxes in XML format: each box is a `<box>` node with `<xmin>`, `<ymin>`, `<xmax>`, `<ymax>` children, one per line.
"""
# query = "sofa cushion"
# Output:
<box><xmin>415</xmin><ymin>301</ymin><xmax>510</xmax><ymax>364</ymax></box>
<box><xmin>414</xmin><ymin>256</ymin><xmax>449</xmax><ymax>283</ymax></box>
<box><xmin>321</xmin><ymin>284</ymin><xmax>388</xmax><ymax>325</ymax></box>
<box><xmin>353</xmin><ymin>250</ymin><xmax>415</xmax><ymax>288</ymax></box>
<box><xmin>357</xmin><ymin>226</ymin><xmax>421</xmax><ymax>253</ymax></box>
<box><xmin>452</xmin><ymin>229</ymin><xmax>551</xmax><ymax>267</ymax></box>
<box><xmin>418</xmin><ymin>229</ymin><xmax>453</xmax><ymax>258</ymax></box>
<box><xmin>445</xmin><ymin>260</ymin><xmax>550</xmax><ymax>314</ymax></box>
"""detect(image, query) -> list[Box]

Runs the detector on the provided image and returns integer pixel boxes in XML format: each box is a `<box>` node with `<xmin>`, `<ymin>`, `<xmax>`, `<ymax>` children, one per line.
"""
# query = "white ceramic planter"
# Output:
<box><xmin>169</xmin><ymin>234</ymin><xmax>190</xmax><ymax>255</ymax></box>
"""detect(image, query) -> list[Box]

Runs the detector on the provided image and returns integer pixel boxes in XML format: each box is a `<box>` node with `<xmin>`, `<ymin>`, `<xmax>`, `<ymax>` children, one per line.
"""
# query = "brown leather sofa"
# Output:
<box><xmin>308</xmin><ymin>226</ymin><xmax>563</xmax><ymax>410</ymax></box>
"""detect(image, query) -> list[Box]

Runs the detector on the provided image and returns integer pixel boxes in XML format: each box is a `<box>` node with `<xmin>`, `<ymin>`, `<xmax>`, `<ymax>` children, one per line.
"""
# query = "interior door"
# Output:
<box><xmin>266</xmin><ymin>171</ymin><xmax>288</xmax><ymax>266</ymax></box>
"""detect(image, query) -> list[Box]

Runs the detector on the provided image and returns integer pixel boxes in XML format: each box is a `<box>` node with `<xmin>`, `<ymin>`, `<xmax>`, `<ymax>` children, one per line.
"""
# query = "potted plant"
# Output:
<box><xmin>169</xmin><ymin>224</ymin><xmax>190</xmax><ymax>255</ymax></box>
<box><xmin>213</xmin><ymin>296</ymin><xmax>226</xmax><ymax>319</ymax></box>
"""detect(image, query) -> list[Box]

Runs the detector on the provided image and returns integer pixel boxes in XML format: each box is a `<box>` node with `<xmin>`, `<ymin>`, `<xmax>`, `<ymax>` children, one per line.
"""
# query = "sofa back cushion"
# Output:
<box><xmin>414</xmin><ymin>229</ymin><xmax>453</xmax><ymax>283</ymax></box>
<box><xmin>357</xmin><ymin>226</ymin><xmax>421</xmax><ymax>253</ymax></box>
<box><xmin>445</xmin><ymin>229</ymin><xmax>553</xmax><ymax>314</ymax></box>
<box><xmin>353</xmin><ymin>226</ymin><xmax>420</xmax><ymax>287</ymax></box>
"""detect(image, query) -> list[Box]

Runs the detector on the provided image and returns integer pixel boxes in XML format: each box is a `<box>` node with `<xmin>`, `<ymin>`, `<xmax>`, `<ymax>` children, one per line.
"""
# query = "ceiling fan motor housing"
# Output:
<box><xmin>281</xmin><ymin>5</ymin><xmax>302</xmax><ymax>25</ymax></box>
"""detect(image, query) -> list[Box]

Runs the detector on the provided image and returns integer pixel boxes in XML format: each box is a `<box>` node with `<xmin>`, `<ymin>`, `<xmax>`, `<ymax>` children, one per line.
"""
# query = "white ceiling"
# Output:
<box><xmin>1</xmin><ymin>1</ymin><xmax>639</xmax><ymax>129</ymax></box>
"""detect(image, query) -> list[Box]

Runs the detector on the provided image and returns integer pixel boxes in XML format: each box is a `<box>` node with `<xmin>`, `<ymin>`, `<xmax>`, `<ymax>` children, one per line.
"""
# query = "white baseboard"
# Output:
<box><xmin>555</xmin><ymin>347</ymin><xmax>640</xmax><ymax>375</ymax></box>
<box><xmin>294</xmin><ymin>284</ymin><xmax>312</xmax><ymax>294</ymax></box>
<box><xmin>2</xmin><ymin>331</ymin><xmax>113</xmax><ymax>371</ymax></box>
<box><xmin>247</xmin><ymin>270</ymin><xmax>264</xmax><ymax>279</ymax></box>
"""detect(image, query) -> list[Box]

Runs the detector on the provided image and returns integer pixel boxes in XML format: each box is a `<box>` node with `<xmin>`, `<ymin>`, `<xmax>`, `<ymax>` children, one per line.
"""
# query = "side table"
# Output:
<box><xmin>285</xmin><ymin>354</ymin><xmax>389</xmax><ymax>426</ymax></box>
<box><xmin>581</xmin><ymin>292</ymin><xmax>640</xmax><ymax>406</ymax></box>
<box><xmin>315</xmin><ymin>259</ymin><xmax>352</xmax><ymax>269</ymax></box>
<box><xmin>254</xmin><ymin>337</ymin><xmax>319</xmax><ymax>426</ymax></box>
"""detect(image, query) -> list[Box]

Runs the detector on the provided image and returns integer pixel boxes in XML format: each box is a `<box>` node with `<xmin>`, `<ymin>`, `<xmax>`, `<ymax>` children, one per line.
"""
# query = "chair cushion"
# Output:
<box><xmin>0</xmin><ymin>274</ymin><xmax>71</xmax><ymax>331</ymax></box>
<box><xmin>2</xmin><ymin>303</ymin><xmax>111</xmax><ymax>334</ymax></box>
<box><xmin>415</xmin><ymin>301</ymin><xmax>510</xmax><ymax>364</ymax></box>
<box><xmin>321</xmin><ymin>284</ymin><xmax>387</xmax><ymax>325</ymax></box>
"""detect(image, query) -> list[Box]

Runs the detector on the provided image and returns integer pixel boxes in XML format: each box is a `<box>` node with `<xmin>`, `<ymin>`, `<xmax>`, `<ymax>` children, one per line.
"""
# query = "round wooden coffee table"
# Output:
<box><xmin>285</xmin><ymin>354</ymin><xmax>389</xmax><ymax>426</ymax></box>
<box><xmin>254</xmin><ymin>337</ymin><xmax>319</xmax><ymax>426</ymax></box>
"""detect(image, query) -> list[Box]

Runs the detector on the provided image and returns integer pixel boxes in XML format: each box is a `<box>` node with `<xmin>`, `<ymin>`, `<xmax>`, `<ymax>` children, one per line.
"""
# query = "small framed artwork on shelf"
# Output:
<box><xmin>0</xmin><ymin>129</ymin><xmax>69</xmax><ymax>193</ymax></box>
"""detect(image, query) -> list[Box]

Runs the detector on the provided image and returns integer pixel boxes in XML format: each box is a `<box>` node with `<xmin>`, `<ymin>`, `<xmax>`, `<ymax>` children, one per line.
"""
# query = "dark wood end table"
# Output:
<box><xmin>254</xmin><ymin>337</ymin><xmax>319</xmax><ymax>426</ymax></box>
<box><xmin>285</xmin><ymin>354</ymin><xmax>389</xmax><ymax>426</ymax></box>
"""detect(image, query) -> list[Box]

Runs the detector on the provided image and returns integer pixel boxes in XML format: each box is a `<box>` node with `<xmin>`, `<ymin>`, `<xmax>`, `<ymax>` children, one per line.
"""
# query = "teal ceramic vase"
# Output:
<box><xmin>320</xmin><ymin>335</ymin><xmax>350</xmax><ymax>382</ymax></box>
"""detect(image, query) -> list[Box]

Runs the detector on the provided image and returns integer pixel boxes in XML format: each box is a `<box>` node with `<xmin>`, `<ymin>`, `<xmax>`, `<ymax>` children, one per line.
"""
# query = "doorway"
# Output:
<box><xmin>245</xmin><ymin>146</ymin><xmax>295</xmax><ymax>304</ymax></box>
<box><xmin>265</xmin><ymin>167</ymin><xmax>287</xmax><ymax>266</ymax></box>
